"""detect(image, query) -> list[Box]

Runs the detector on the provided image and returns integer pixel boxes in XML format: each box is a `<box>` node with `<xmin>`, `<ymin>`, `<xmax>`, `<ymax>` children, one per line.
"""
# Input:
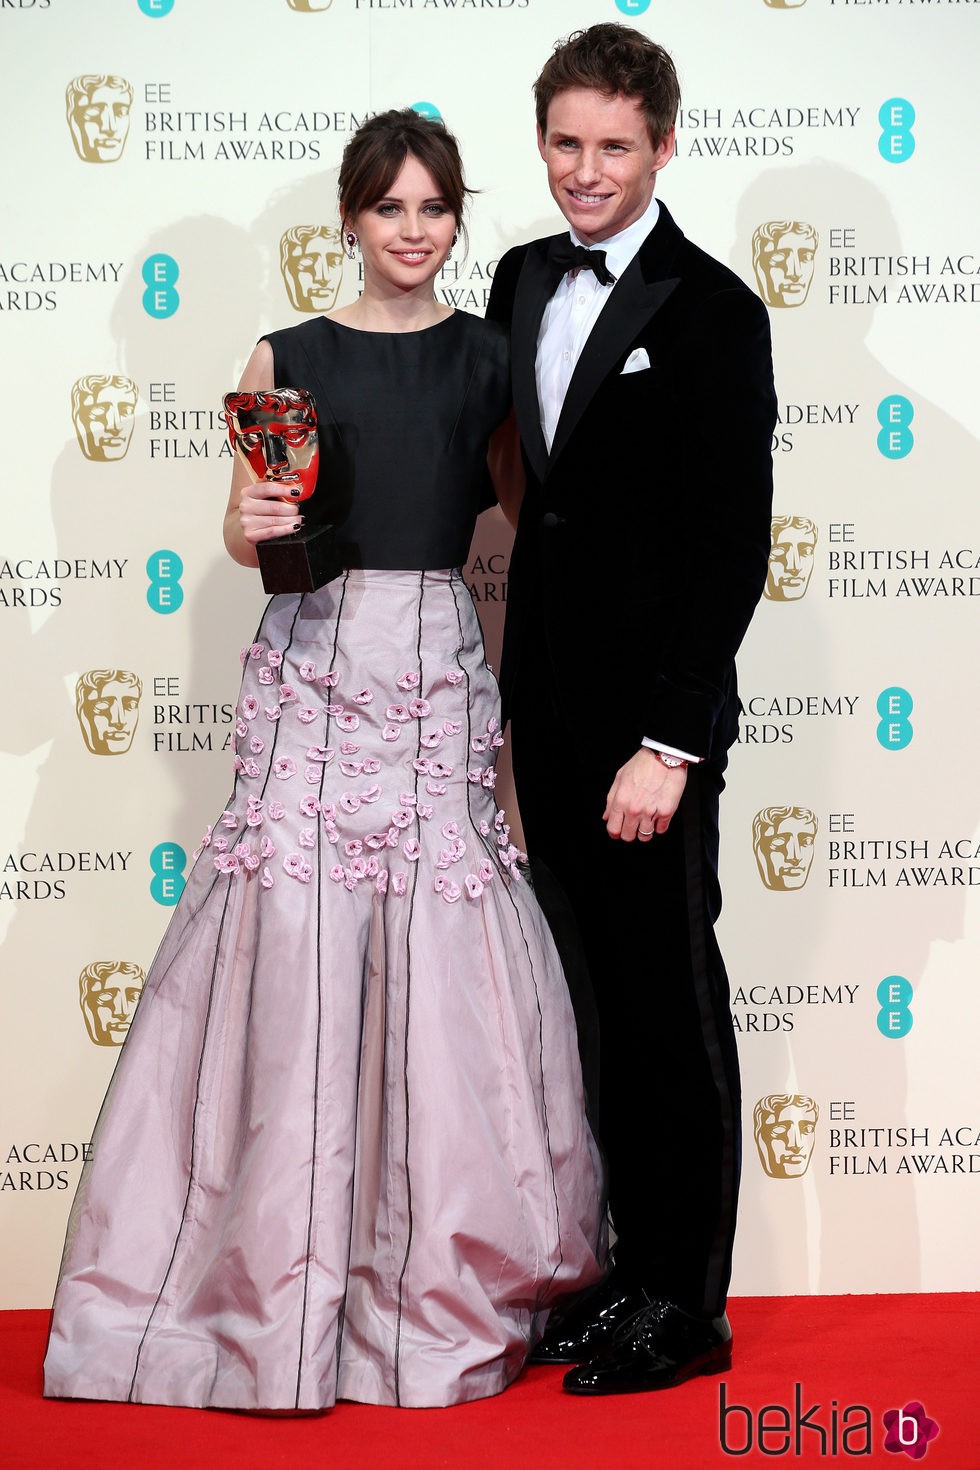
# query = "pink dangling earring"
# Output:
<box><xmin>345</xmin><ymin>232</ymin><xmax>357</xmax><ymax>261</ymax></box>
<box><xmin>447</xmin><ymin>232</ymin><xmax>458</xmax><ymax>262</ymax></box>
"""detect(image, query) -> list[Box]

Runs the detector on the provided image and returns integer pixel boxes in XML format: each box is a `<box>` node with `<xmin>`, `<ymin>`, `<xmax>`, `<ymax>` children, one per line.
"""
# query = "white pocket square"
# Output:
<box><xmin>620</xmin><ymin>347</ymin><xmax>651</xmax><ymax>375</ymax></box>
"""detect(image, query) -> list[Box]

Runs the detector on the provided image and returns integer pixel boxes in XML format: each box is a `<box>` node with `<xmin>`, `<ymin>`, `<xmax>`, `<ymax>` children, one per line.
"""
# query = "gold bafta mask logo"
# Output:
<box><xmin>753</xmin><ymin>806</ymin><xmax>817</xmax><ymax>891</ymax></box>
<box><xmin>763</xmin><ymin>0</ymin><xmax>807</xmax><ymax>8</ymax></box>
<box><xmin>753</xmin><ymin>221</ymin><xmax>818</xmax><ymax>308</ymax></box>
<box><xmin>280</xmin><ymin>225</ymin><xmax>345</xmax><ymax>313</ymax></box>
<box><xmin>66</xmin><ymin>75</ymin><xmax>133</xmax><ymax>163</ymax></box>
<box><xmin>765</xmin><ymin>516</ymin><xmax>818</xmax><ymax>601</ymax></box>
<box><xmin>79</xmin><ymin>961</ymin><xmax>145</xmax><ymax>1046</ymax></box>
<box><xmin>71</xmin><ymin>375</ymin><xmax>138</xmax><ymax>462</ymax></box>
<box><xmin>285</xmin><ymin>0</ymin><xmax>333</xmax><ymax>8</ymax></box>
<box><xmin>754</xmin><ymin>1094</ymin><xmax>819</xmax><ymax>1178</ymax></box>
<box><xmin>75</xmin><ymin>670</ymin><xmax>143</xmax><ymax>755</ymax></box>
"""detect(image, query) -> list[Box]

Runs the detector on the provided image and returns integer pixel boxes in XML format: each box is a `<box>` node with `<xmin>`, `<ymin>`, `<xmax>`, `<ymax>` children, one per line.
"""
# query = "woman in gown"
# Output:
<box><xmin>43</xmin><ymin>109</ymin><xmax>604</xmax><ymax>1414</ymax></box>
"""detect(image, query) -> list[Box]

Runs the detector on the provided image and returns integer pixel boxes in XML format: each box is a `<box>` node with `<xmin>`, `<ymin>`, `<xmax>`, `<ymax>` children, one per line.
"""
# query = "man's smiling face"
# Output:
<box><xmin>537</xmin><ymin>87</ymin><xmax>674</xmax><ymax>246</ymax></box>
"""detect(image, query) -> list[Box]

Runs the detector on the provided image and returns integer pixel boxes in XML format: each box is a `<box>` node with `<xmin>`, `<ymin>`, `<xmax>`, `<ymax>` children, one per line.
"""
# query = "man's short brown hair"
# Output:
<box><xmin>534</xmin><ymin>24</ymin><xmax>680</xmax><ymax>149</ymax></box>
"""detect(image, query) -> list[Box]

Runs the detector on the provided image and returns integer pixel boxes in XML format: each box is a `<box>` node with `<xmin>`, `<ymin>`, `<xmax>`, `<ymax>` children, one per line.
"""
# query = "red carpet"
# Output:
<box><xmin>3</xmin><ymin>1296</ymin><xmax>975</xmax><ymax>1469</ymax></box>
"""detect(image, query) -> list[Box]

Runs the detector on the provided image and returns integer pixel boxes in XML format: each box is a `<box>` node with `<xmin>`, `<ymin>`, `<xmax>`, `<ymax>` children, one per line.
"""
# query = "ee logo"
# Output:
<box><xmin>147</xmin><ymin>550</ymin><xmax>184</xmax><ymax>614</ymax></box>
<box><xmin>876</xmin><ymin>687</ymin><xmax>913</xmax><ymax>750</ymax></box>
<box><xmin>138</xmin><ymin>0</ymin><xmax>175</xmax><ymax>14</ymax></box>
<box><xmin>615</xmin><ymin>0</ymin><xmax>651</xmax><ymax>13</ymax></box>
<box><xmin>878</xmin><ymin>98</ymin><xmax>915</xmax><ymax>164</ymax></box>
<box><xmin>142</xmin><ymin>254</ymin><xmax>179</xmax><ymax>318</ymax></box>
<box><xmin>877</xmin><ymin>975</ymin><xmax>913</xmax><ymax>1038</ymax></box>
<box><xmin>410</xmin><ymin>102</ymin><xmax>442</xmax><ymax>122</ymax></box>
<box><xmin>877</xmin><ymin>396</ymin><xmax>914</xmax><ymax>459</ymax></box>
<box><xmin>150</xmin><ymin>842</ymin><xmax>186</xmax><ymax>906</ymax></box>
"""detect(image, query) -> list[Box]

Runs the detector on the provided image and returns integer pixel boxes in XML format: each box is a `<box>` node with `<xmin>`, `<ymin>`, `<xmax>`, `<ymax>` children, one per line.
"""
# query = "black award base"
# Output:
<box><xmin>256</xmin><ymin>524</ymin><xmax>349</xmax><ymax>595</ymax></box>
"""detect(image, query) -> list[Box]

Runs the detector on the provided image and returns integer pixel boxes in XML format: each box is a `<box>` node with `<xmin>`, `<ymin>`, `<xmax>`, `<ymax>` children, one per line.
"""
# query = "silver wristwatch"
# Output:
<box><xmin>654</xmin><ymin>750</ymin><xmax>688</xmax><ymax>769</ymax></box>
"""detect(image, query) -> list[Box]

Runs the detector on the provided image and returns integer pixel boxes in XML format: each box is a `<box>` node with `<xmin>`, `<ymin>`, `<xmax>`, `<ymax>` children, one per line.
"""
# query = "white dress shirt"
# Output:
<box><xmin>534</xmin><ymin>193</ymin><xmax>700</xmax><ymax>765</ymax></box>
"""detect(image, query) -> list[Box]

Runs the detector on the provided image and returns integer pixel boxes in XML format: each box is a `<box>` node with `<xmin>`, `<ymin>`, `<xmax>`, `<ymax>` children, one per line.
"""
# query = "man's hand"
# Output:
<box><xmin>603</xmin><ymin>748</ymin><xmax>687</xmax><ymax>842</ymax></box>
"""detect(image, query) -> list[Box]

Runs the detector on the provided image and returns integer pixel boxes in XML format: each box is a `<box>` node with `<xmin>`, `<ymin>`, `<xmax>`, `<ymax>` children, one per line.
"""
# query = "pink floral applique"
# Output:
<box><xmin>215</xmin><ymin>853</ymin><xmax>241</xmax><ymax>875</ymax></box>
<box><xmin>257</xmin><ymin>668</ymin><xmax>275</xmax><ymax>686</ymax></box>
<box><xmin>478</xmin><ymin>858</ymin><xmax>495</xmax><ymax>884</ymax></box>
<box><xmin>326</xmin><ymin>703</ymin><xmax>345</xmax><ymax>717</ymax></box>
<box><xmin>305</xmin><ymin>765</ymin><xmax>322</xmax><ymax>784</ymax></box>
<box><xmin>413</xmin><ymin>758</ymin><xmax>431</xmax><ymax>774</ymax></box>
<box><xmin>279</xmin><ymin>684</ymin><xmax>298</xmax><ymax>703</ymax></box>
<box><xmin>339</xmin><ymin>792</ymin><xmax>361</xmax><ymax>814</ymax></box>
<box><xmin>318</xmin><ymin>669</ymin><xmax>339</xmax><ymax>688</ymax></box>
<box><xmin>399</xmin><ymin>792</ymin><xmax>418</xmax><ymax>807</ymax></box>
<box><xmin>375</xmin><ymin>869</ymin><xmax>389</xmax><ymax>895</ymax></box>
<box><xmin>212</xmin><ymin>836</ymin><xmax>229</xmax><ymax>853</ymax></box>
<box><xmin>420</xmin><ymin>729</ymin><xmax>445</xmax><ymax>750</ymax></box>
<box><xmin>382</xmin><ymin>724</ymin><xmax>401</xmax><ymax>742</ymax></box>
<box><xmin>265</xmin><ymin>705</ymin><xmax>282</xmax><ymax>722</ymax></box>
<box><xmin>306</xmin><ymin>745</ymin><xmax>334</xmax><ymax>763</ymax></box>
<box><xmin>464</xmin><ymin>874</ymin><xmax>485</xmax><ymax>899</ymax></box>
<box><xmin>249</xmin><ymin>736</ymin><xmax>265</xmax><ymax>755</ymax></box>
<box><xmin>403</xmin><ymin>839</ymin><xmax>421</xmax><ymax>862</ymax></box>
<box><xmin>340</xmin><ymin>760</ymin><xmax>363</xmax><ymax>778</ymax></box>
<box><xmin>416</xmin><ymin>803</ymin><xmax>434</xmax><ymax>821</ymax></box>
<box><xmin>443</xmin><ymin>720</ymin><xmax>463</xmax><ymax>737</ymax></box>
<box><xmin>430</xmin><ymin>761</ymin><xmax>453</xmax><ymax>779</ymax></box>
<box><xmin>299</xmin><ymin>828</ymin><xmax>316</xmax><ymax>850</ymax></box>
<box><xmin>329</xmin><ymin>865</ymin><xmax>345</xmax><ymax>884</ymax></box>
<box><xmin>273</xmin><ymin>755</ymin><xmax>297</xmax><ymax>779</ymax></box>
<box><xmin>352</xmin><ymin>688</ymin><xmax>374</xmax><ymax>705</ymax></box>
<box><xmin>283</xmin><ymin>853</ymin><xmax>313</xmax><ymax>884</ymax></box>
<box><xmin>391</xmin><ymin>810</ymin><xmax>412</xmax><ymax>830</ymax></box>
<box><xmin>337</xmin><ymin>712</ymin><xmax>360</xmax><ymax>733</ymax></box>
<box><xmin>235</xmin><ymin>842</ymin><xmax>260</xmax><ymax>873</ymax></box>
<box><xmin>220</xmin><ymin>811</ymin><xmax>238</xmax><ymax>829</ymax></box>
<box><xmin>344</xmin><ymin>839</ymin><xmax>363</xmax><ymax>858</ymax></box>
<box><xmin>471</xmin><ymin>735</ymin><xmax>489</xmax><ymax>753</ymax></box>
<box><xmin>385</xmin><ymin>704</ymin><xmax>411</xmax><ymax>723</ymax></box>
<box><xmin>297</xmin><ymin>707</ymin><xmax>318</xmax><ymax>724</ymax></box>
<box><xmin>240</xmin><ymin>695</ymin><xmax>259</xmax><ymax>720</ymax></box>
<box><xmin>261</xmin><ymin>867</ymin><xmax>274</xmax><ymax>889</ymax></box>
<box><xmin>425</xmin><ymin>781</ymin><xmax>447</xmax><ymax>797</ymax></box>
<box><xmin>340</xmin><ymin>741</ymin><xmax>360</xmax><ymax>755</ymax></box>
<box><xmin>362</xmin><ymin>758</ymin><xmax>381</xmax><ymax>775</ymax></box>
<box><xmin>299</xmin><ymin>795</ymin><xmax>321</xmax><ymax>817</ymax></box>
<box><xmin>267</xmin><ymin>800</ymin><xmax>286</xmax><ymax>821</ymax></box>
<box><xmin>299</xmin><ymin>661</ymin><xmax>317</xmax><ymax>682</ymax></box>
<box><xmin>409</xmin><ymin>698</ymin><xmax>431</xmax><ymax>719</ymax></box>
<box><xmin>236</xmin><ymin>718</ymin><xmax>248</xmax><ymax>739</ymax></box>
<box><xmin>260</xmin><ymin>835</ymin><xmax>277</xmax><ymax>859</ymax></box>
<box><xmin>360</xmin><ymin>784</ymin><xmax>382</xmax><ymax>804</ymax></box>
<box><xmin>391</xmin><ymin>872</ymin><xmax>407</xmax><ymax>896</ymax></box>
<box><xmin>445</xmin><ymin>670</ymin><xmax>464</xmax><ymax>686</ymax></box>
<box><xmin>249</xmin><ymin>644</ymin><xmax>264</xmax><ymax>661</ymax></box>
<box><xmin>267</xmin><ymin>650</ymin><xmax>283</xmax><ymax>669</ymax></box>
<box><xmin>397</xmin><ymin>671</ymin><xmax>421</xmax><ymax>691</ymax></box>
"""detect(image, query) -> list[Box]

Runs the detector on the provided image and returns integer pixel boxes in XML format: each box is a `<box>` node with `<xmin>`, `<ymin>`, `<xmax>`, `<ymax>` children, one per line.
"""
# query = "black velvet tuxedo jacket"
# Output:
<box><xmin>486</xmin><ymin>203</ymin><xmax>778</xmax><ymax>766</ymax></box>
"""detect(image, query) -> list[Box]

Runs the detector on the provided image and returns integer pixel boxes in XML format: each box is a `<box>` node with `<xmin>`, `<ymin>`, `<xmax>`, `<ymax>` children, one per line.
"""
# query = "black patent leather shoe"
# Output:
<box><xmin>562</xmin><ymin>1300</ymin><xmax>732</xmax><ymax>1395</ymax></box>
<box><xmin>529</xmin><ymin>1278</ymin><xmax>653</xmax><ymax>1366</ymax></box>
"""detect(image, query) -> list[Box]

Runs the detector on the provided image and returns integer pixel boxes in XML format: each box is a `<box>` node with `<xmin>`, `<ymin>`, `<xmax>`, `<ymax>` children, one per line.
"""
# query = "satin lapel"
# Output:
<box><xmin>510</xmin><ymin>238</ymin><xmax>558</xmax><ymax>485</ymax></box>
<box><xmin>548</xmin><ymin>263</ymin><xmax>679</xmax><ymax>467</ymax></box>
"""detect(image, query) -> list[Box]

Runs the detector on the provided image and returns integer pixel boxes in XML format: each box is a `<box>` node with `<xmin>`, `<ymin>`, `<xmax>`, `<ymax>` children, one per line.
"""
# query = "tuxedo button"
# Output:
<box><xmin>541</xmin><ymin>512</ymin><xmax>566</xmax><ymax>529</ymax></box>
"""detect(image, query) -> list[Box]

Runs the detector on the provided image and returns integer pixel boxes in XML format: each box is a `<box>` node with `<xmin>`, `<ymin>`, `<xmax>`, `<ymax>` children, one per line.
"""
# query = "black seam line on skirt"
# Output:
<box><xmin>256</xmin><ymin>594</ymin><xmax>306</xmax><ymax>806</ymax></box>
<box><xmin>295</xmin><ymin>570</ymin><xmax>349</xmax><ymax>1406</ymax></box>
<box><xmin>449</xmin><ymin>574</ymin><xmax>563</xmax><ymax>1320</ymax></box>
<box><xmin>393</xmin><ymin>570</ymin><xmax>426</xmax><ymax>1409</ymax></box>
<box><xmin>127</xmin><ymin>874</ymin><xmax>236</xmax><ymax>1402</ymax></box>
<box><xmin>683</xmin><ymin>774</ymin><xmax>738</xmax><ymax>1320</ymax></box>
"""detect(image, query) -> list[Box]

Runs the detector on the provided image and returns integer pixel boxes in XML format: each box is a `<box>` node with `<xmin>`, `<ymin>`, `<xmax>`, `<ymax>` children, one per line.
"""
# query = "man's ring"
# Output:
<box><xmin>639</xmin><ymin>828</ymin><xmax>655</xmax><ymax>836</ymax></box>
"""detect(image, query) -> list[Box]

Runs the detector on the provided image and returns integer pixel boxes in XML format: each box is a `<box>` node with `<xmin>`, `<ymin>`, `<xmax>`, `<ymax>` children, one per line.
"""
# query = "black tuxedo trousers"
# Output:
<box><xmin>511</xmin><ymin>668</ymin><xmax>739</xmax><ymax>1321</ymax></box>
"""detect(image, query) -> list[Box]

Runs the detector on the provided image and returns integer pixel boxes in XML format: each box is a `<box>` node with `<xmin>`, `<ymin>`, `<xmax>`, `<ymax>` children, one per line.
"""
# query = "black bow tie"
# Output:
<box><xmin>548</xmin><ymin>239</ymin><xmax>616</xmax><ymax>287</ymax></box>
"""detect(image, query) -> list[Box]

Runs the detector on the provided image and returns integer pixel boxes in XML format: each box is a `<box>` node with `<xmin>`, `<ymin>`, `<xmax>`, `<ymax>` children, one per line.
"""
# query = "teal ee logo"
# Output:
<box><xmin>138</xmin><ymin>0</ymin><xmax>175</xmax><ymax>14</ymax></box>
<box><xmin>615</xmin><ymin>0</ymin><xmax>651</xmax><ymax>13</ymax></box>
<box><xmin>876</xmin><ymin>686</ymin><xmax>912</xmax><ymax>750</ymax></box>
<box><xmin>877</xmin><ymin>976</ymin><xmax>913</xmax><ymax>1038</ymax></box>
<box><xmin>150</xmin><ymin>842</ymin><xmax>186</xmax><ymax>905</ymax></box>
<box><xmin>410</xmin><ymin>102</ymin><xmax>442</xmax><ymax>122</ymax></box>
<box><xmin>878</xmin><ymin>98</ymin><xmax>915</xmax><ymax>164</ymax></box>
<box><xmin>876</xmin><ymin>395</ymin><xmax>913</xmax><ymax>458</ymax></box>
<box><xmin>142</xmin><ymin>254</ymin><xmax>179</xmax><ymax>318</ymax></box>
<box><xmin>147</xmin><ymin>550</ymin><xmax>184</xmax><ymax>614</ymax></box>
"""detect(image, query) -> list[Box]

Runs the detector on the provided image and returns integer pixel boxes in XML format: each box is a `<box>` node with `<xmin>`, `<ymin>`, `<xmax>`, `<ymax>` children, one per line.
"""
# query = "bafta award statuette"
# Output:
<box><xmin>223</xmin><ymin>388</ymin><xmax>345</xmax><ymax>594</ymax></box>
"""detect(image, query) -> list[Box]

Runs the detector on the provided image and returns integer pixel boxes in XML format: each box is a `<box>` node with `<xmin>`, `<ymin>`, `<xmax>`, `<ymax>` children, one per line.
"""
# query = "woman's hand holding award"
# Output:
<box><xmin>223</xmin><ymin>388</ymin><xmax>345</xmax><ymax>593</ymax></box>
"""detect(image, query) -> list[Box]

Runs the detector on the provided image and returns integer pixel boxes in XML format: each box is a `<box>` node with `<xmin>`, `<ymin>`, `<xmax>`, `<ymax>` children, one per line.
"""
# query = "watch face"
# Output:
<box><xmin>657</xmin><ymin>752</ymin><xmax>686</xmax><ymax>767</ymax></box>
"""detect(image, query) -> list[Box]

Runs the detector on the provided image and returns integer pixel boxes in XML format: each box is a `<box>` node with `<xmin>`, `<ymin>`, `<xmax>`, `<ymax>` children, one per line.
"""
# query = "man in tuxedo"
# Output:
<box><xmin>486</xmin><ymin>24</ymin><xmax>777</xmax><ymax>1395</ymax></box>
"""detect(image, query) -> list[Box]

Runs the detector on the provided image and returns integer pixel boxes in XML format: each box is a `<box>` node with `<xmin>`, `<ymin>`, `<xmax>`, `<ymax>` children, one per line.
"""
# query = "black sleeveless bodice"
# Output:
<box><xmin>261</xmin><ymin>312</ymin><xmax>510</xmax><ymax>570</ymax></box>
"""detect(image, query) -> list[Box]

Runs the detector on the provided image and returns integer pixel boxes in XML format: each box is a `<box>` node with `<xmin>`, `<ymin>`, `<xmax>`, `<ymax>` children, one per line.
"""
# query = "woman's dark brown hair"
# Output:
<box><xmin>338</xmin><ymin>108</ymin><xmax>471</xmax><ymax>231</ymax></box>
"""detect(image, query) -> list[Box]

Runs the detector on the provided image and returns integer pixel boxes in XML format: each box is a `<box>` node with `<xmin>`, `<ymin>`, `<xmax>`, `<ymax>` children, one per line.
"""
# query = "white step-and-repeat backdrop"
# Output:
<box><xmin>2</xmin><ymin>0</ymin><xmax>977</xmax><ymax>1309</ymax></box>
